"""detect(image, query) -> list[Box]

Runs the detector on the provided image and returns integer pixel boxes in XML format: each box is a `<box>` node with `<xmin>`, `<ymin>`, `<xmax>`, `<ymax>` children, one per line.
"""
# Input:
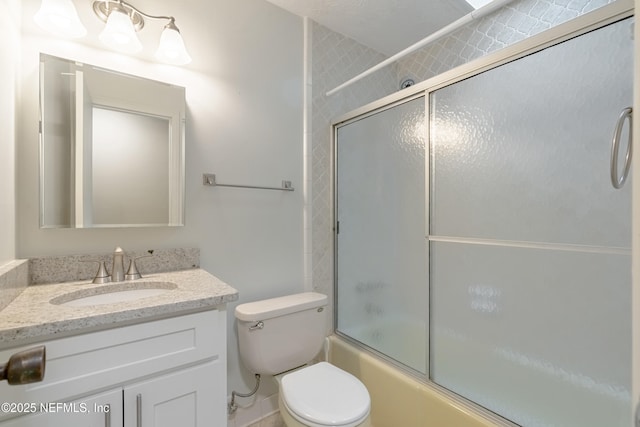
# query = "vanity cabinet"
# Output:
<box><xmin>0</xmin><ymin>388</ymin><xmax>122</xmax><ymax>427</ymax></box>
<box><xmin>0</xmin><ymin>309</ymin><xmax>226</xmax><ymax>427</ymax></box>
<box><xmin>124</xmin><ymin>361</ymin><xmax>220</xmax><ymax>427</ymax></box>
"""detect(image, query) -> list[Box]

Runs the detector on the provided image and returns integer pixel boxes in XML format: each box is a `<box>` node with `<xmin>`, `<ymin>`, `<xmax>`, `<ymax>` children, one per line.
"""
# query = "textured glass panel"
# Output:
<box><xmin>431</xmin><ymin>241</ymin><xmax>630</xmax><ymax>426</ymax></box>
<box><xmin>430</xmin><ymin>17</ymin><xmax>632</xmax><ymax>427</ymax></box>
<box><xmin>336</xmin><ymin>97</ymin><xmax>427</xmax><ymax>374</ymax></box>
<box><xmin>430</xmin><ymin>18</ymin><xmax>633</xmax><ymax>248</ymax></box>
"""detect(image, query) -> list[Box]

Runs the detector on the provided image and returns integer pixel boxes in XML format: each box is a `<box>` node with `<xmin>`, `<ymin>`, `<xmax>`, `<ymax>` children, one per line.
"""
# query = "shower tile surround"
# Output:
<box><xmin>309</xmin><ymin>22</ymin><xmax>398</xmax><ymax>330</ymax></box>
<box><xmin>395</xmin><ymin>0</ymin><xmax>614</xmax><ymax>82</ymax></box>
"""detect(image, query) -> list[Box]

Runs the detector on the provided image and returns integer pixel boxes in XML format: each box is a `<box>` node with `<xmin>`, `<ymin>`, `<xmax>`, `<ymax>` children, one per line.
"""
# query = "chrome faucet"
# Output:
<box><xmin>85</xmin><ymin>248</ymin><xmax>154</xmax><ymax>283</ymax></box>
<box><xmin>83</xmin><ymin>260</ymin><xmax>111</xmax><ymax>284</ymax></box>
<box><xmin>111</xmin><ymin>247</ymin><xmax>125</xmax><ymax>282</ymax></box>
<box><xmin>125</xmin><ymin>249</ymin><xmax>154</xmax><ymax>281</ymax></box>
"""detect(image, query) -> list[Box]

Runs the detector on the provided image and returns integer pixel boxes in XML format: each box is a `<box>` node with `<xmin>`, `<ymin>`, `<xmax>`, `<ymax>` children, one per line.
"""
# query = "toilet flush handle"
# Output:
<box><xmin>249</xmin><ymin>321</ymin><xmax>264</xmax><ymax>331</ymax></box>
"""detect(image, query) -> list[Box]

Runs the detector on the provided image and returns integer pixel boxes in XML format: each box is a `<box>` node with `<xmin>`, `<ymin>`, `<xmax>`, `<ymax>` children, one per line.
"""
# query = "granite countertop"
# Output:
<box><xmin>0</xmin><ymin>268</ymin><xmax>238</xmax><ymax>350</ymax></box>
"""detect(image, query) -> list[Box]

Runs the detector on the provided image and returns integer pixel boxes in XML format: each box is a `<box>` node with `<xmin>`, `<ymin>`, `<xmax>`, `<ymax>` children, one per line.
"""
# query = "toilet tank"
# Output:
<box><xmin>235</xmin><ymin>292</ymin><xmax>328</xmax><ymax>375</ymax></box>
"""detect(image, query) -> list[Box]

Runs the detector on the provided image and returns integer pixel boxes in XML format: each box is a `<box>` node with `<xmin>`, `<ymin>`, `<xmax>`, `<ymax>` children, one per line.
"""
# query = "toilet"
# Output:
<box><xmin>235</xmin><ymin>292</ymin><xmax>371</xmax><ymax>427</ymax></box>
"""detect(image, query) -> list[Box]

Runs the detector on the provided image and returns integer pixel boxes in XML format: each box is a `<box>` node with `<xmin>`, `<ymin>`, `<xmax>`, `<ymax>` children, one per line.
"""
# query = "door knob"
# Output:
<box><xmin>0</xmin><ymin>346</ymin><xmax>46</xmax><ymax>385</ymax></box>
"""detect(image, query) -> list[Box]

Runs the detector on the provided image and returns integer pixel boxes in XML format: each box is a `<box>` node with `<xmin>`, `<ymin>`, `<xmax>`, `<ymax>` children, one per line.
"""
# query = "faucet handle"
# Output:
<box><xmin>82</xmin><ymin>260</ymin><xmax>111</xmax><ymax>284</ymax></box>
<box><xmin>125</xmin><ymin>254</ymin><xmax>153</xmax><ymax>281</ymax></box>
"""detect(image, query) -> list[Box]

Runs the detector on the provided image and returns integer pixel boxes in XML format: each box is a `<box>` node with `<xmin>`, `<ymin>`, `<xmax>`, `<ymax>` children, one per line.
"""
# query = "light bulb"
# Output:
<box><xmin>34</xmin><ymin>0</ymin><xmax>87</xmax><ymax>38</ymax></box>
<box><xmin>99</xmin><ymin>9</ymin><xmax>142</xmax><ymax>54</ymax></box>
<box><xmin>156</xmin><ymin>26</ymin><xmax>192</xmax><ymax>65</ymax></box>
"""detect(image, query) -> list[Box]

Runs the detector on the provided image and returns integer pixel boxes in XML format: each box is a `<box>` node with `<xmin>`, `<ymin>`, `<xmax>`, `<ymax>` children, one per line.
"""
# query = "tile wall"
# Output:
<box><xmin>309</xmin><ymin>21</ymin><xmax>399</xmax><ymax>330</ymax></box>
<box><xmin>397</xmin><ymin>0</ymin><xmax>614</xmax><ymax>82</ymax></box>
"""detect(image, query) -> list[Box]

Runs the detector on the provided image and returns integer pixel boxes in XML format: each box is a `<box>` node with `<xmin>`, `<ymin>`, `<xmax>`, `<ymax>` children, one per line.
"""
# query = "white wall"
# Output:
<box><xmin>0</xmin><ymin>0</ymin><xmax>20</xmax><ymax>265</ymax></box>
<box><xmin>16</xmin><ymin>0</ymin><xmax>304</xmax><ymax>412</ymax></box>
<box><xmin>91</xmin><ymin>108</ymin><xmax>170</xmax><ymax>226</ymax></box>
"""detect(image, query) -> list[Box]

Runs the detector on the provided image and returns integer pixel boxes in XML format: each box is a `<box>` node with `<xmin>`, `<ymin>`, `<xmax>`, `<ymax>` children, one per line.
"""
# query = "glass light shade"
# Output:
<box><xmin>99</xmin><ymin>9</ymin><xmax>142</xmax><ymax>54</ymax></box>
<box><xmin>155</xmin><ymin>27</ymin><xmax>192</xmax><ymax>65</ymax></box>
<box><xmin>34</xmin><ymin>0</ymin><xmax>87</xmax><ymax>38</ymax></box>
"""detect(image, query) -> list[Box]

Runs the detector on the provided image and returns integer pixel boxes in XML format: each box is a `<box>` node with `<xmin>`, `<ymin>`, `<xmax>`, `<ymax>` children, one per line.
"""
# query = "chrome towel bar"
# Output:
<box><xmin>203</xmin><ymin>173</ymin><xmax>294</xmax><ymax>192</ymax></box>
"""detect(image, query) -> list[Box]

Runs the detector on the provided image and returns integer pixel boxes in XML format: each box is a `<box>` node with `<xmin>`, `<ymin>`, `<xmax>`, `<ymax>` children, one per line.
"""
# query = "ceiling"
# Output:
<box><xmin>262</xmin><ymin>0</ymin><xmax>475</xmax><ymax>56</ymax></box>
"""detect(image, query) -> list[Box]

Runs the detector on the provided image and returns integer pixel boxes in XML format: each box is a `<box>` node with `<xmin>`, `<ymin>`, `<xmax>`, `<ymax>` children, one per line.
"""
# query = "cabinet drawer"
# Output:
<box><xmin>0</xmin><ymin>309</ymin><xmax>225</xmax><ymax>414</ymax></box>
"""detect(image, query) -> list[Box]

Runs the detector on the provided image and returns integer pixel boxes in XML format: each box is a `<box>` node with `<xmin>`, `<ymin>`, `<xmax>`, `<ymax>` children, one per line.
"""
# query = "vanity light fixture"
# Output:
<box><xmin>34</xmin><ymin>0</ymin><xmax>192</xmax><ymax>66</ymax></box>
<box><xmin>96</xmin><ymin>2</ymin><xmax>143</xmax><ymax>54</ymax></box>
<box><xmin>93</xmin><ymin>0</ymin><xmax>191</xmax><ymax>64</ymax></box>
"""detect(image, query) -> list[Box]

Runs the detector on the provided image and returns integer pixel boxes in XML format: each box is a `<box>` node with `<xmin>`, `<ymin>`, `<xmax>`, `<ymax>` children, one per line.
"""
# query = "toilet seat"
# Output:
<box><xmin>281</xmin><ymin>362</ymin><xmax>370</xmax><ymax>427</ymax></box>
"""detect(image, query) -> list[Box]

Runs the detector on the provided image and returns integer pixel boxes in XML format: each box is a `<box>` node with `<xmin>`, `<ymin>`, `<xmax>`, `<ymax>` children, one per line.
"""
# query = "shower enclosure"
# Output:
<box><xmin>335</xmin><ymin>95</ymin><xmax>428</xmax><ymax>374</ymax></box>
<box><xmin>334</xmin><ymin>4</ymin><xmax>634</xmax><ymax>426</ymax></box>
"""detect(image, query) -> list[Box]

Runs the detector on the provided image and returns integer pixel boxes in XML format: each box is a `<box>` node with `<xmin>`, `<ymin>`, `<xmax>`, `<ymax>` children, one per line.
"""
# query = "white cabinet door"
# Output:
<box><xmin>123</xmin><ymin>360</ymin><xmax>224</xmax><ymax>427</ymax></box>
<box><xmin>0</xmin><ymin>388</ymin><xmax>123</xmax><ymax>427</ymax></box>
<box><xmin>1</xmin><ymin>360</ymin><xmax>223</xmax><ymax>427</ymax></box>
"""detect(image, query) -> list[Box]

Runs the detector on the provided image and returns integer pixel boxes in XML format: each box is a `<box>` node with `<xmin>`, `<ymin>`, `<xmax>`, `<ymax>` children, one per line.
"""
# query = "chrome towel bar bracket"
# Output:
<box><xmin>202</xmin><ymin>173</ymin><xmax>294</xmax><ymax>192</ymax></box>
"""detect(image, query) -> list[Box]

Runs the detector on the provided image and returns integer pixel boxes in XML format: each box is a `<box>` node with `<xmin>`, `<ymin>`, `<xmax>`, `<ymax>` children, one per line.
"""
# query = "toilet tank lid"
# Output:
<box><xmin>235</xmin><ymin>292</ymin><xmax>328</xmax><ymax>322</ymax></box>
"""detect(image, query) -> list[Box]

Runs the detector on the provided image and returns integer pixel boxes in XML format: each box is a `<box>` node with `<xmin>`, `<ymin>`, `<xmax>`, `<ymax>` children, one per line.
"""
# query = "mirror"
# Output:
<box><xmin>39</xmin><ymin>54</ymin><xmax>186</xmax><ymax>228</ymax></box>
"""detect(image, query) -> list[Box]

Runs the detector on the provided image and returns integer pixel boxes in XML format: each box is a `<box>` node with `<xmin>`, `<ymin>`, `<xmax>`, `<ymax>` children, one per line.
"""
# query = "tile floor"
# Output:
<box><xmin>247</xmin><ymin>411</ymin><xmax>285</xmax><ymax>427</ymax></box>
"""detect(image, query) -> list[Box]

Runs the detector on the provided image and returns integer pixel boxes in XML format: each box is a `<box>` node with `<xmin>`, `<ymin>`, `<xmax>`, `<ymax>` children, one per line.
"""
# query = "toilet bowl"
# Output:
<box><xmin>277</xmin><ymin>362</ymin><xmax>371</xmax><ymax>427</ymax></box>
<box><xmin>235</xmin><ymin>293</ymin><xmax>371</xmax><ymax>427</ymax></box>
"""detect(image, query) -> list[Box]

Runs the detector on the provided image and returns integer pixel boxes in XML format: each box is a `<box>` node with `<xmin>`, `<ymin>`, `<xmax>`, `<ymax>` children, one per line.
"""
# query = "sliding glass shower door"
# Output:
<box><xmin>335</xmin><ymin>96</ymin><xmax>428</xmax><ymax>374</ymax></box>
<box><xmin>334</xmin><ymin>9</ymin><xmax>633</xmax><ymax>426</ymax></box>
<box><xmin>429</xmin><ymin>17</ymin><xmax>632</xmax><ymax>426</ymax></box>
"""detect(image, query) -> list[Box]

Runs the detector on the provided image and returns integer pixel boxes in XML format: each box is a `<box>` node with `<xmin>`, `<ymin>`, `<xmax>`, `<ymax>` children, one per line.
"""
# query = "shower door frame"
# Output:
<box><xmin>332</xmin><ymin>0</ymin><xmax>638</xmax><ymax>424</ymax></box>
<box><xmin>332</xmin><ymin>92</ymin><xmax>430</xmax><ymax>379</ymax></box>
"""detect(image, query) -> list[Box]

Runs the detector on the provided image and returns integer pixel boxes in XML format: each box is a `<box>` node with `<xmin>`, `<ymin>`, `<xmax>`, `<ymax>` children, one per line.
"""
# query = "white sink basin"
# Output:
<box><xmin>50</xmin><ymin>281</ymin><xmax>178</xmax><ymax>307</ymax></box>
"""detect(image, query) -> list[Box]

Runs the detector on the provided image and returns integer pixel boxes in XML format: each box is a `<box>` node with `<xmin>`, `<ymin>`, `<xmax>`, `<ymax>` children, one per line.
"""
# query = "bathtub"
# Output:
<box><xmin>338</xmin><ymin>317</ymin><xmax>427</xmax><ymax>375</ymax></box>
<box><xmin>327</xmin><ymin>335</ymin><xmax>502</xmax><ymax>427</ymax></box>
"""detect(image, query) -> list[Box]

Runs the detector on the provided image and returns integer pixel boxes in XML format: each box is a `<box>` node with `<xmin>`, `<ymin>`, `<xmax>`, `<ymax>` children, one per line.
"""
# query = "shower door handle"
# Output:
<box><xmin>610</xmin><ymin>107</ymin><xmax>633</xmax><ymax>189</ymax></box>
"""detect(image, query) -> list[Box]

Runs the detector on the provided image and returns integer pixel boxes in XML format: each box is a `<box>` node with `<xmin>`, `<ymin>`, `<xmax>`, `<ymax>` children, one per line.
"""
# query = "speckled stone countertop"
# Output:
<box><xmin>0</xmin><ymin>268</ymin><xmax>238</xmax><ymax>350</ymax></box>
